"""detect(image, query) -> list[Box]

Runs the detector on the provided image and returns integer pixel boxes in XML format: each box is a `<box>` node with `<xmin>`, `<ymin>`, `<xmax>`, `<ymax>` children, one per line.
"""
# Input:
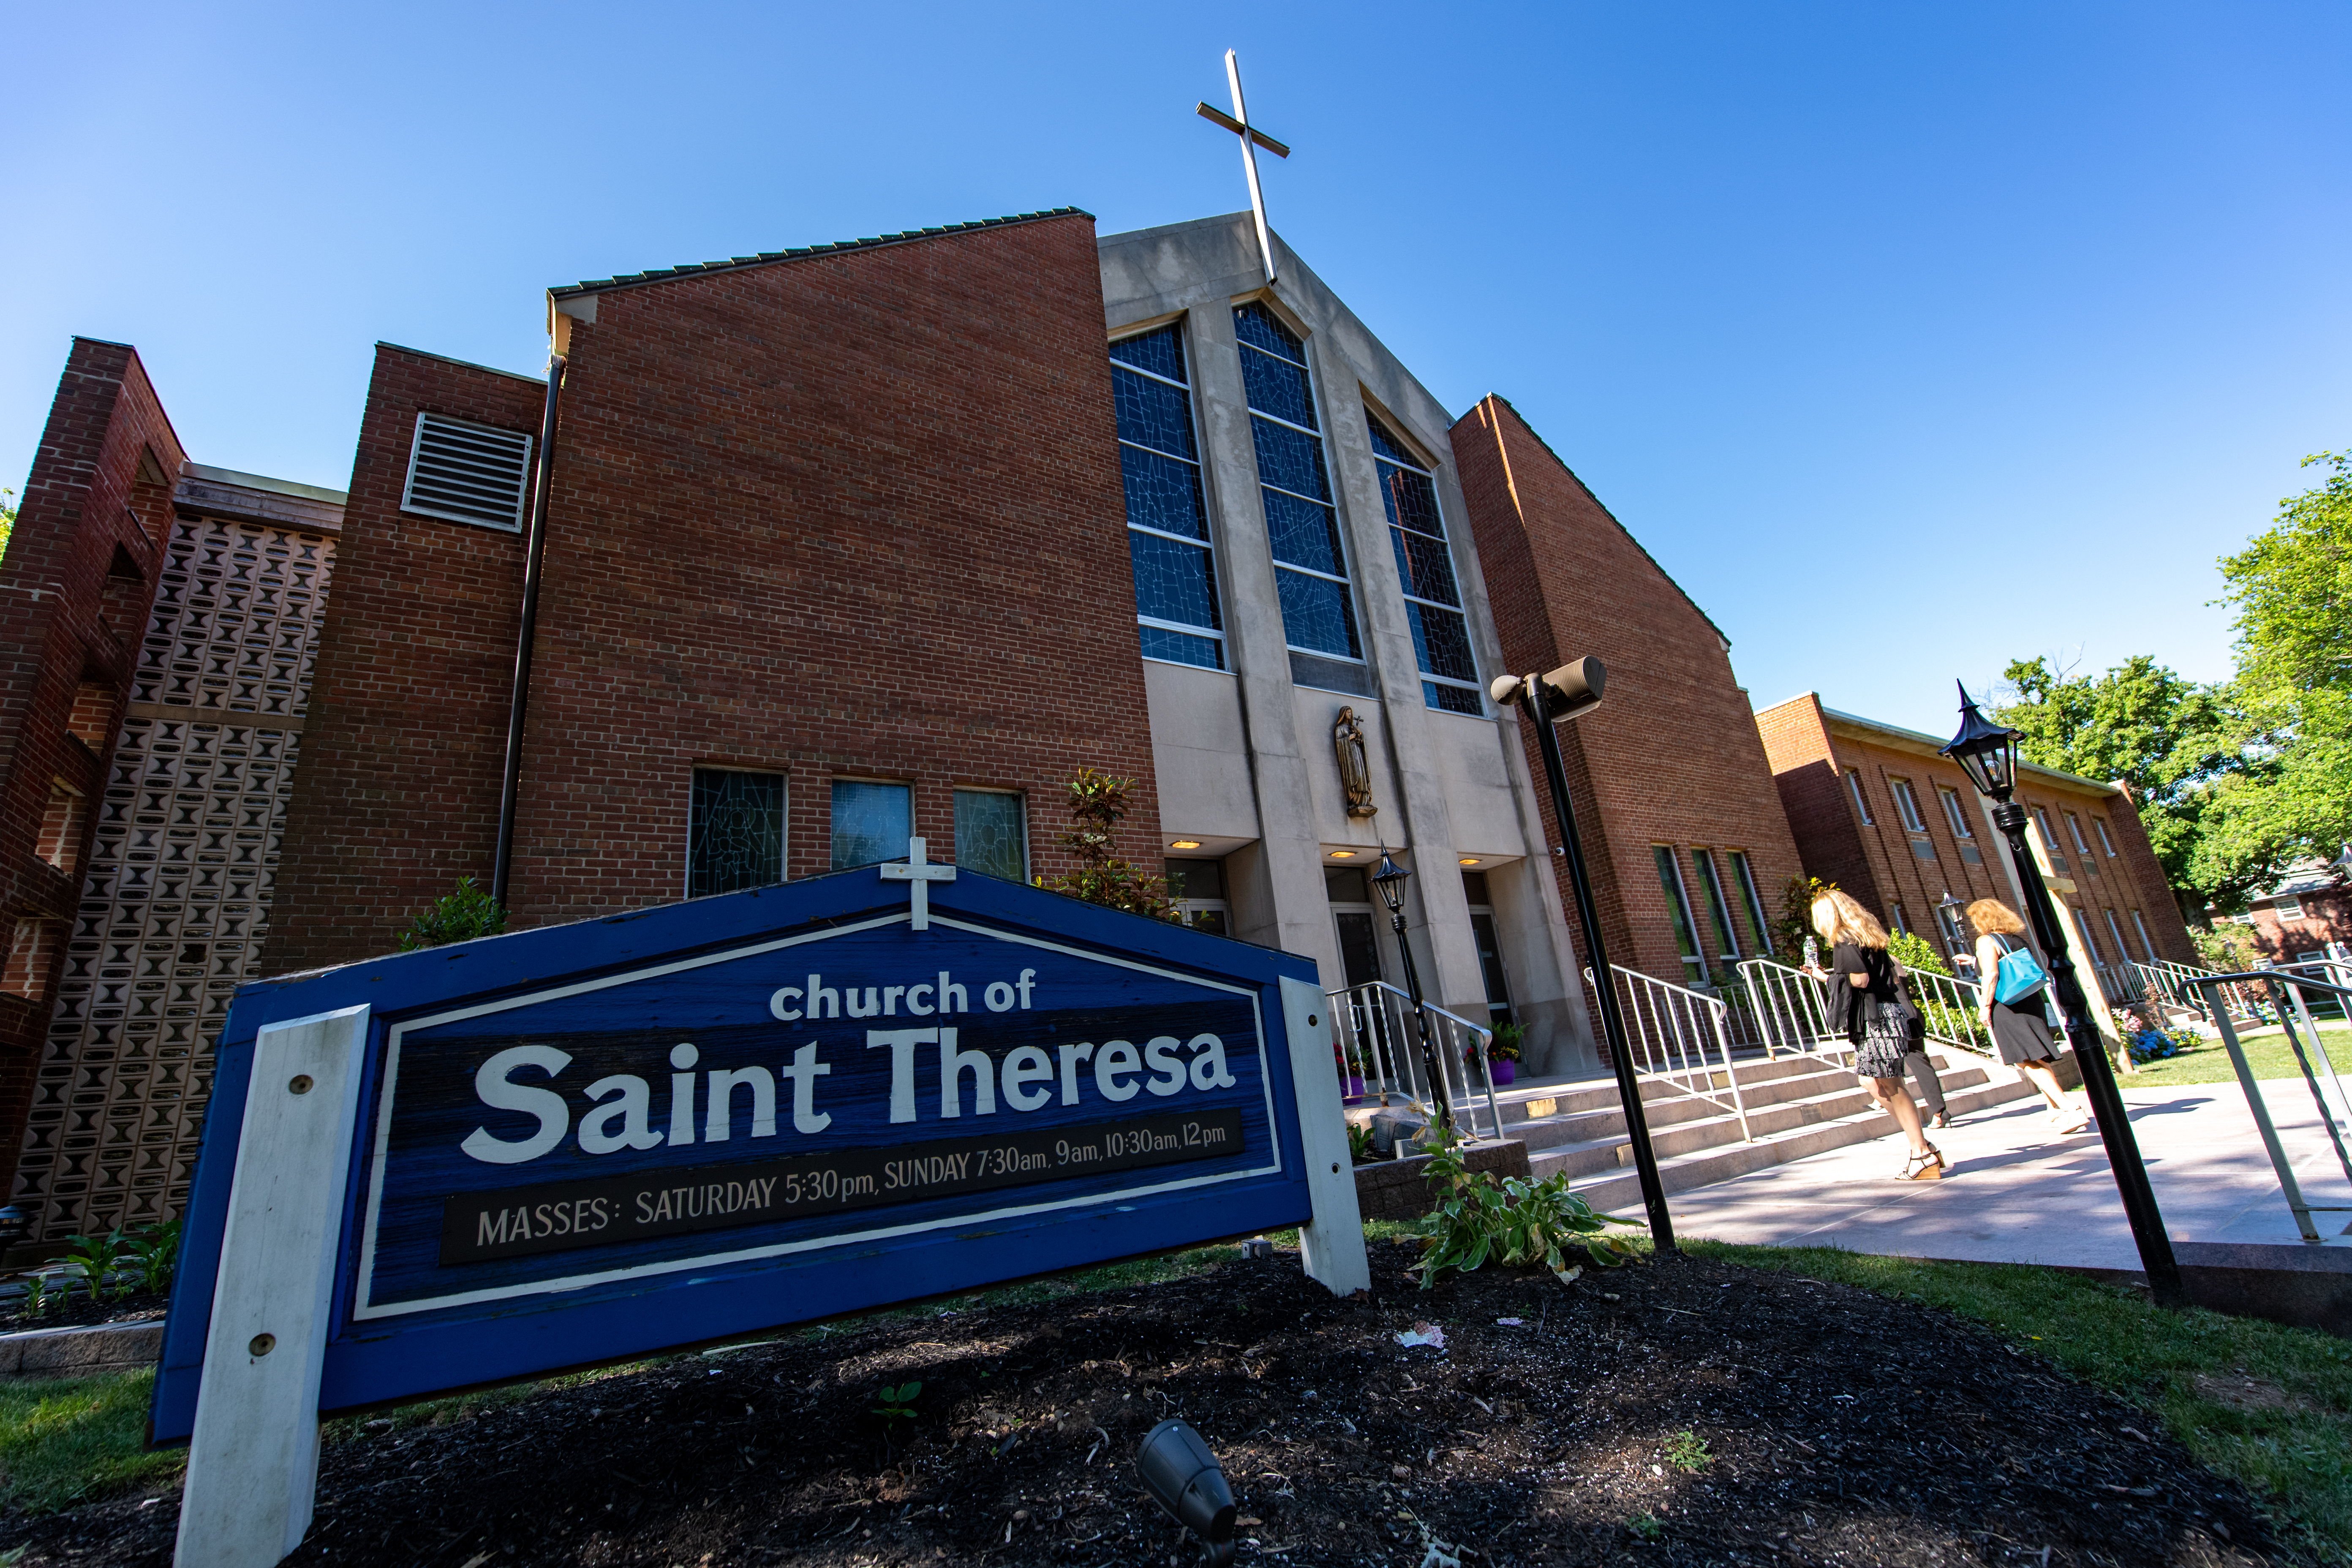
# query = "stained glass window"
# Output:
<box><xmin>1370</xmin><ymin>415</ymin><xmax>1481</xmax><ymax>715</ymax></box>
<box><xmin>689</xmin><ymin>768</ymin><xmax>785</xmax><ymax>898</ymax></box>
<box><xmin>1111</xmin><ymin>324</ymin><xmax>1223</xmax><ymax>670</ymax></box>
<box><xmin>1236</xmin><ymin>302</ymin><xmax>1366</xmax><ymax>684</ymax></box>
<box><xmin>954</xmin><ymin>789</ymin><xmax>1026</xmax><ymax>881</ymax></box>
<box><xmin>831</xmin><ymin>779</ymin><xmax>911</xmax><ymax>871</ymax></box>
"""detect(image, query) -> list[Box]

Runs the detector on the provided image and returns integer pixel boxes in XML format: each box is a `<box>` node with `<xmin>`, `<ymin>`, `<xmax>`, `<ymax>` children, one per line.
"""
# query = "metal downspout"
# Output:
<box><xmin>491</xmin><ymin>354</ymin><xmax>566</xmax><ymax>908</ymax></box>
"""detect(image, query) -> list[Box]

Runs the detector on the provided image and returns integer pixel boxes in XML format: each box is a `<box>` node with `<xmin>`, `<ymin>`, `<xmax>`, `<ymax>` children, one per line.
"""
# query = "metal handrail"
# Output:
<box><xmin>1735</xmin><ymin>958</ymin><xmax>1846</xmax><ymax>1063</ymax></box>
<box><xmin>1904</xmin><ymin>966</ymin><xmax>1996</xmax><ymax>1056</ymax></box>
<box><xmin>2183</xmin><ymin>968</ymin><xmax>2352</xmax><ymax>1244</ymax></box>
<box><xmin>1584</xmin><ymin>965</ymin><xmax>1751</xmax><ymax>1141</ymax></box>
<box><xmin>2132</xmin><ymin>958</ymin><xmax>2273</xmax><ymax>1027</ymax></box>
<box><xmin>1324</xmin><ymin>980</ymin><xmax>1503</xmax><ymax>1145</ymax></box>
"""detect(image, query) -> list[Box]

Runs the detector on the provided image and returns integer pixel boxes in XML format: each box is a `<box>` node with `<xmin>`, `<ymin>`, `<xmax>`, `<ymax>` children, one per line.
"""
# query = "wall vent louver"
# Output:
<box><xmin>400</xmin><ymin>413</ymin><xmax>534</xmax><ymax>531</ymax></box>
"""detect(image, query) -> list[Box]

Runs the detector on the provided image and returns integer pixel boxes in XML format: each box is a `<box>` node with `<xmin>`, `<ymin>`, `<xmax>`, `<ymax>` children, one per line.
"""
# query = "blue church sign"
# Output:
<box><xmin>154</xmin><ymin>842</ymin><xmax>1364</xmax><ymax>1563</ymax></box>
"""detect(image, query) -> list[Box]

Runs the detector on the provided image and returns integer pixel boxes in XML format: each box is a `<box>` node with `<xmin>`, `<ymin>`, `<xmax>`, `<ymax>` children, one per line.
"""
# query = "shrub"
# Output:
<box><xmin>398</xmin><ymin>878</ymin><xmax>509</xmax><ymax>952</ymax></box>
<box><xmin>1411</xmin><ymin>1123</ymin><xmax>1640</xmax><ymax>1287</ymax></box>
<box><xmin>1888</xmin><ymin>930</ymin><xmax>1952</xmax><ymax>978</ymax></box>
<box><xmin>1035</xmin><ymin>769</ymin><xmax>1179</xmax><ymax>922</ymax></box>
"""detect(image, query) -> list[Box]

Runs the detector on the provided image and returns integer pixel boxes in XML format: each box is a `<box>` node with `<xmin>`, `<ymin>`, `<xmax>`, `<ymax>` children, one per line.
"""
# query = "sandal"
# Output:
<box><xmin>1900</xmin><ymin>1145</ymin><xmax>1945</xmax><ymax>1181</ymax></box>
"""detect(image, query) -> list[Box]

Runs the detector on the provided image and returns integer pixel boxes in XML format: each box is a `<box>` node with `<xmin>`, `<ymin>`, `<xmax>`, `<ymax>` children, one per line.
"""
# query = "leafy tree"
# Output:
<box><xmin>398</xmin><ymin>877</ymin><xmax>509</xmax><ymax>950</ymax></box>
<box><xmin>2203</xmin><ymin>450</ymin><xmax>2352</xmax><ymax>882</ymax></box>
<box><xmin>1037</xmin><ymin>768</ymin><xmax>1179</xmax><ymax>922</ymax></box>
<box><xmin>0</xmin><ymin>486</ymin><xmax>14</xmax><ymax>565</ymax></box>
<box><xmin>1993</xmin><ymin>654</ymin><xmax>2258</xmax><ymax>902</ymax></box>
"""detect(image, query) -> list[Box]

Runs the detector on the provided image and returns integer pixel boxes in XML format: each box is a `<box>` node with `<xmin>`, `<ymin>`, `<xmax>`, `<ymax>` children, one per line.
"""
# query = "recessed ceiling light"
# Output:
<box><xmin>1169</xmin><ymin>839</ymin><xmax>1202</xmax><ymax>850</ymax></box>
<box><xmin>1328</xmin><ymin>850</ymin><xmax>1357</xmax><ymax>860</ymax></box>
<box><xmin>1459</xmin><ymin>857</ymin><xmax>1482</xmax><ymax>866</ymax></box>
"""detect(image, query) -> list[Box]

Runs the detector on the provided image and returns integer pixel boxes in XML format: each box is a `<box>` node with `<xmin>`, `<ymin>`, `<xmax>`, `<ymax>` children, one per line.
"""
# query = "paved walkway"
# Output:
<box><xmin>1624</xmin><ymin>1075</ymin><xmax>2352</xmax><ymax>1270</ymax></box>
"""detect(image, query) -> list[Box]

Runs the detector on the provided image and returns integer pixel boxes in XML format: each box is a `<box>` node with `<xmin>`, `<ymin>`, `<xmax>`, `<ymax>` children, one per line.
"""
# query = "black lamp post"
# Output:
<box><xmin>1492</xmin><ymin>659</ymin><xmax>1675</xmax><ymax>1252</ymax></box>
<box><xmin>1371</xmin><ymin>850</ymin><xmax>1451</xmax><ymax>1131</ymax></box>
<box><xmin>1941</xmin><ymin>682</ymin><xmax>2187</xmax><ymax>1307</ymax></box>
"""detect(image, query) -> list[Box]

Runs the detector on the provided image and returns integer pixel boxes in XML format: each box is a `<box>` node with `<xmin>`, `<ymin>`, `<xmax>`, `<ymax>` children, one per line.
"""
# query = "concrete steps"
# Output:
<box><xmin>1484</xmin><ymin>1047</ymin><xmax>2044</xmax><ymax>1213</ymax></box>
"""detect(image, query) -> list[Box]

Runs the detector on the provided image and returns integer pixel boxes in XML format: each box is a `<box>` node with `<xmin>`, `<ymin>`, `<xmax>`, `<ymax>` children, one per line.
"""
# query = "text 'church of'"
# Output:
<box><xmin>0</xmin><ymin>199</ymin><xmax>2196</xmax><ymax>1245</ymax></box>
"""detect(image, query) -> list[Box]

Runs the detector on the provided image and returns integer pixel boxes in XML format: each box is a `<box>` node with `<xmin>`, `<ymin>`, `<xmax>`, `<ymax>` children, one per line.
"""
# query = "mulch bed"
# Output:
<box><xmin>0</xmin><ymin>1289</ymin><xmax>169</xmax><ymax>1336</ymax></box>
<box><xmin>0</xmin><ymin>1240</ymin><xmax>2299</xmax><ymax>1566</ymax></box>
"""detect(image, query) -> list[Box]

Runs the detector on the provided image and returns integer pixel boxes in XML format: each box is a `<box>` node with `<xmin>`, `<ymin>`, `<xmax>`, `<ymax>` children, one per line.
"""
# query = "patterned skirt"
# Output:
<box><xmin>1854</xmin><ymin>1007</ymin><xmax>1911</xmax><ymax>1079</ymax></box>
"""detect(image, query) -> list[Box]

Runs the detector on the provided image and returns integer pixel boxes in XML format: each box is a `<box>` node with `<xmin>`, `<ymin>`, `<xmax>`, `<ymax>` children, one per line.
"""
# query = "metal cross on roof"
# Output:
<box><xmin>1196</xmin><ymin>49</ymin><xmax>1292</xmax><ymax>286</ymax></box>
<box><xmin>879</xmin><ymin>836</ymin><xmax>958</xmax><ymax>931</ymax></box>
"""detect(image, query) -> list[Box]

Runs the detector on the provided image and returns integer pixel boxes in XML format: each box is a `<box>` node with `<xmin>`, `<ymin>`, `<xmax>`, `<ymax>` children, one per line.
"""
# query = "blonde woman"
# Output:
<box><xmin>1966</xmin><ymin>898</ymin><xmax>2090</xmax><ymax>1133</ymax></box>
<box><xmin>1808</xmin><ymin>890</ymin><xmax>1944</xmax><ymax>1180</ymax></box>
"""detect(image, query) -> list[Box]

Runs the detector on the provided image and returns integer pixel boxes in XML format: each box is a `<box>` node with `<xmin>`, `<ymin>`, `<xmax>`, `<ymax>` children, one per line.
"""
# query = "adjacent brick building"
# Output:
<box><xmin>1755</xmin><ymin>694</ymin><xmax>2199</xmax><ymax>990</ymax></box>
<box><xmin>1451</xmin><ymin>396</ymin><xmax>1806</xmax><ymax>994</ymax></box>
<box><xmin>2230</xmin><ymin>861</ymin><xmax>2352</xmax><ymax>967</ymax></box>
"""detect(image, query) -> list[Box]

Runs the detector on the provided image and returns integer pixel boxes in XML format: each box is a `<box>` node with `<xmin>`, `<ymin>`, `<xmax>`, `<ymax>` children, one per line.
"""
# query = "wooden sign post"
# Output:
<box><xmin>158</xmin><ymin>849</ymin><xmax>1364</xmax><ymax>1567</ymax></box>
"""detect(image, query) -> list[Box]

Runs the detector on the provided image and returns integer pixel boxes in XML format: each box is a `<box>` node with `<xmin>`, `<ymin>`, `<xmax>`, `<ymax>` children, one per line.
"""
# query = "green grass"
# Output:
<box><xmin>0</xmin><ymin>1370</ymin><xmax>181</xmax><ymax>1512</ymax></box>
<box><xmin>1697</xmin><ymin>1241</ymin><xmax>2352</xmax><ymax>1564</ymax></box>
<box><xmin>2121</xmin><ymin>1024</ymin><xmax>2350</xmax><ymax>1090</ymax></box>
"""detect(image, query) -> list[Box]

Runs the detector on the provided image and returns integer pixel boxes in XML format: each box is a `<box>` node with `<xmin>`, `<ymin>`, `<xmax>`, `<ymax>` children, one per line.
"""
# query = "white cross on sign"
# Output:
<box><xmin>879</xmin><ymin>836</ymin><xmax>958</xmax><ymax>931</ymax></box>
<box><xmin>1196</xmin><ymin>48</ymin><xmax>1291</xmax><ymax>286</ymax></box>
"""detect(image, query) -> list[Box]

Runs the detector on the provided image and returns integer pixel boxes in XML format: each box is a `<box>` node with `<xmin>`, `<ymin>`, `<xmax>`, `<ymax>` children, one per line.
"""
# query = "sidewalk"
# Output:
<box><xmin>1624</xmin><ymin>1075</ymin><xmax>2352</xmax><ymax>1271</ymax></box>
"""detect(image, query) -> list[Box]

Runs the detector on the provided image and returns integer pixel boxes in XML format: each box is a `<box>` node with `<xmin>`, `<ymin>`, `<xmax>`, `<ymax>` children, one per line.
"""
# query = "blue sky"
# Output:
<box><xmin>5</xmin><ymin>3</ymin><xmax>2346</xmax><ymax>737</ymax></box>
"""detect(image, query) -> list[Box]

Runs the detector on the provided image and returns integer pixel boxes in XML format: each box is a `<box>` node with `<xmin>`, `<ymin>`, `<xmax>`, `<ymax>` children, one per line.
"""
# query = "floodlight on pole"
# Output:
<box><xmin>1941</xmin><ymin>682</ymin><xmax>2186</xmax><ymax>1308</ymax></box>
<box><xmin>1490</xmin><ymin>657</ymin><xmax>1675</xmax><ymax>1252</ymax></box>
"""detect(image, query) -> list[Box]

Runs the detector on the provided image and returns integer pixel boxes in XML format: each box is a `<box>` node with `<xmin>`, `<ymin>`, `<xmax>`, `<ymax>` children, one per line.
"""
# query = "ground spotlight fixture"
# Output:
<box><xmin>1489</xmin><ymin>656</ymin><xmax>1606</xmax><ymax>722</ymax></box>
<box><xmin>1137</xmin><ymin>1419</ymin><xmax>1237</xmax><ymax>1565</ymax></box>
<box><xmin>1940</xmin><ymin>681</ymin><xmax>2186</xmax><ymax>1308</ymax></box>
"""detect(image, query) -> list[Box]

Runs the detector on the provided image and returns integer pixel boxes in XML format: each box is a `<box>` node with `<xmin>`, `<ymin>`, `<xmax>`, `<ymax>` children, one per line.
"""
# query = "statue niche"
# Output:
<box><xmin>1332</xmin><ymin>707</ymin><xmax>1378</xmax><ymax>820</ymax></box>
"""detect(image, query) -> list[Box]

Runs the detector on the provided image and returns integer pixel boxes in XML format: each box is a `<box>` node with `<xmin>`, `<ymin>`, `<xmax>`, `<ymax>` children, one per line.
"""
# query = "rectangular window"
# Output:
<box><xmin>1652</xmin><ymin>846</ymin><xmax>1707</xmax><ymax>986</ymax></box>
<box><xmin>1845</xmin><ymin>768</ymin><xmax>1874</xmax><ymax>825</ymax></box>
<box><xmin>687</xmin><ymin>768</ymin><xmax>785</xmax><ymax>898</ymax></box>
<box><xmin>1369</xmin><ymin>416</ymin><xmax>1480</xmax><ymax>715</ymax></box>
<box><xmin>1235</xmin><ymin>302</ymin><xmax>1370</xmax><ymax>696</ymax></box>
<box><xmin>953</xmin><ymin>789</ymin><xmax>1026</xmax><ymax>881</ymax></box>
<box><xmin>1938</xmin><ymin>786</ymin><xmax>1974</xmax><ymax>839</ymax></box>
<box><xmin>830</xmin><ymin>780</ymin><xmax>912</xmax><ymax>871</ymax></box>
<box><xmin>1890</xmin><ymin>777</ymin><xmax>1928</xmax><ymax>834</ymax></box>
<box><xmin>1691</xmin><ymin>848</ymin><xmax>1742</xmax><ymax>963</ymax></box>
<box><xmin>2065</xmin><ymin>811</ymin><xmax>2091</xmax><ymax>855</ymax></box>
<box><xmin>2103</xmin><ymin>907</ymin><xmax>2133</xmax><ymax>963</ymax></box>
<box><xmin>1167</xmin><ymin>857</ymin><xmax>1230</xmax><ymax>936</ymax></box>
<box><xmin>1890</xmin><ymin>902</ymin><xmax>1910</xmax><ymax>935</ymax></box>
<box><xmin>1728</xmin><ymin>850</ymin><xmax>1774</xmax><ymax>956</ymax></box>
<box><xmin>2131</xmin><ymin>909</ymin><xmax>2154</xmax><ymax>956</ymax></box>
<box><xmin>2032</xmin><ymin>806</ymin><xmax>2068</xmax><ymax>872</ymax></box>
<box><xmin>2072</xmin><ymin>906</ymin><xmax>2102</xmax><ymax>962</ymax></box>
<box><xmin>2094</xmin><ymin>817</ymin><xmax>2118</xmax><ymax>858</ymax></box>
<box><xmin>1110</xmin><ymin>325</ymin><xmax>1224</xmax><ymax>670</ymax></box>
<box><xmin>2276</xmin><ymin>896</ymin><xmax>2306</xmax><ymax>920</ymax></box>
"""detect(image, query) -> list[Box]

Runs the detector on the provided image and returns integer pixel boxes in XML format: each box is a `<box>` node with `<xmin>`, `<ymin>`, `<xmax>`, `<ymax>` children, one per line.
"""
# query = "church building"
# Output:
<box><xmin>0</xmin><ymin>205</ymin><xmax>2192</xmax><ymax>1250</ymax></box>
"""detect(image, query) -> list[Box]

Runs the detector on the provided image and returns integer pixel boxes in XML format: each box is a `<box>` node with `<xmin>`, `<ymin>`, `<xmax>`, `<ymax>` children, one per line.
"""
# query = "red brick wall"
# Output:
<box><xmin>0</xmin><ymin>339</ymin><xmax>184</xmax><ymax>1191</ymax></box>
<box><xmin>270</xmin><ymin>212</ymin><xmax>1162</xmax><ymax>965</ymax></box>
<box><xmin>262</xmin><ymin>347</ymin><xmax>543</xmax><ymax>973</ymax></box>
<box><xmin>1450</xmin><ymin>397</ymin><xmax>1807</xmax><ymax>994</ymax></box>
<box><xmin>2244</xmin><ymin>887</ymin><xmax>2349</xmax><ymax>964</ymax></box>
<box><xmin>1754</xmin><ymin>694</ymin><xmax>1880</xmax><ymax>917</ymax></box>
<box><xmin>2101</xmin><ymin>785</ymin><xmax>2201</xmax><ymax>963</ymax></box>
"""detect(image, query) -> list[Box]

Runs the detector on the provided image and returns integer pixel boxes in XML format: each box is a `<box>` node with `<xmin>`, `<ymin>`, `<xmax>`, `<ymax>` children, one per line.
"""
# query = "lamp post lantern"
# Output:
<box><xmin>1941</xmin><ymin>682</ymin><xmax>2187</xmax><ymax>1307</ymax></box>
<box><xmin>1371</xmin><ymin>850</ymin><xmax>1452</xmax><ymax>1132</ymax></box>
<box><xmin>1490</xmin><ymin>659</ymin><xmax>1675</xmax><ymax>1251</ymax></box>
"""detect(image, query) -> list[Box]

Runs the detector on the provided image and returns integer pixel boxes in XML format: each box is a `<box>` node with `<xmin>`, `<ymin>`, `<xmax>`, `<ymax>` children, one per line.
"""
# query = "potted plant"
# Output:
<box><xmin>1334</xmin><ymin>1039</ymin><xmax>1365</xmax><ymax>1100</ymax></box>
<box><xmin>1477</xmin><ymin>1023</ymin><xmax>1524</xmax><ymax>1086</ymax></box>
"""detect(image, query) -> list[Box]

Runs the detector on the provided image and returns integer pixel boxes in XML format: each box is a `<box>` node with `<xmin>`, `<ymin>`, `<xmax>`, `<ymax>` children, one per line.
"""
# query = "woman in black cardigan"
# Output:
<box><xmin>1810</xmin><ymin>890</ymin><xmax>1945</xmax><ymax>1180</ymax></box>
